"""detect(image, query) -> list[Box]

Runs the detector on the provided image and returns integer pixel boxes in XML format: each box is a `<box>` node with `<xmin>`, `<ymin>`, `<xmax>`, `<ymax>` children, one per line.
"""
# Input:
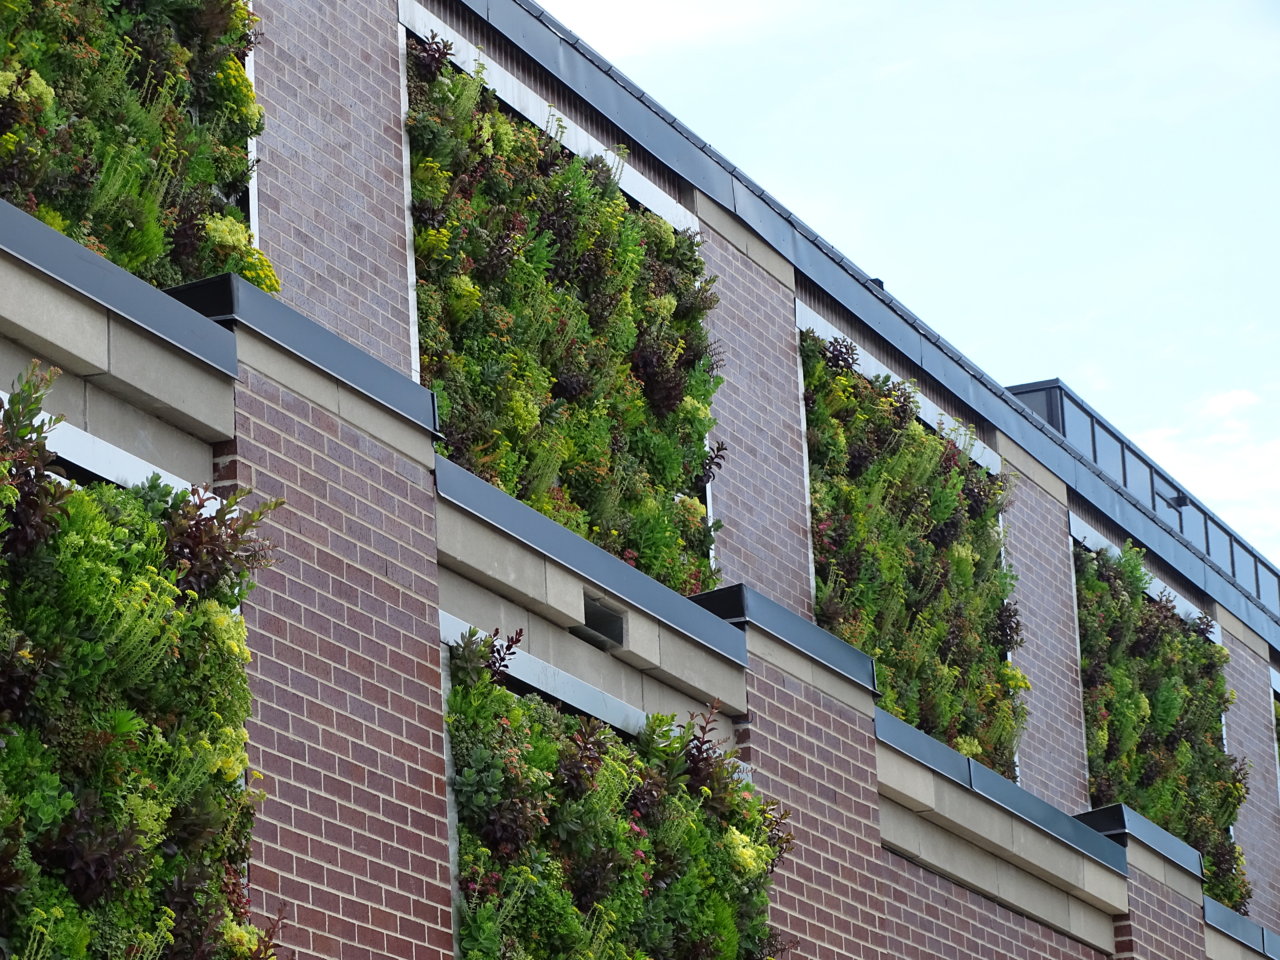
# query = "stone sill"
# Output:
<box><xmin>435</xmin><ymin>460</ymin><xmax>748</xmax><ymax>715</ymax></box>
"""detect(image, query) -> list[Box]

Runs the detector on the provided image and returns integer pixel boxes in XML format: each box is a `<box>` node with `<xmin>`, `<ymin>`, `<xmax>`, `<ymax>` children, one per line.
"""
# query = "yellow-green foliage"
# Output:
<box><xmin>800</xmin><ymin>329</ymin><xmax>1026</xmax><ymax>776</ymax></box>
<box><xmin>406</xmin><ymin>36</ymin><xmax>722</xmax><ymax>595</ymax></box>
<box><xmin>1076</xmin><ymin>542</ymin><xmax>1250</xmax><ymax>909</ymax></box>
<box><xmin>0</xmin><ymin>0</ymin><xmax>276</xmax><ymax>290</ymax></box>
<box><xmin>447</xmin><ymin>627</ymin><xmax>793</xmax><ymax>960</ymax></box>
<box><xmin>0</xmin><ymin>368</ymin><xmax>280</xmax><ymax>959</ymax></box>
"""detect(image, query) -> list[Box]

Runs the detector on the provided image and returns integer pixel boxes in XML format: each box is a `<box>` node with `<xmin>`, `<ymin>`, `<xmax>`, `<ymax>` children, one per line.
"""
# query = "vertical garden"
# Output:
<box><xmin>448</xmin><ymin>627</ymin><xmax>793</xmax><ymax>960</ymax></box>
<box><xmin>0</xmin><ymin>0</ymin><xmax>276</xmax><ymax>290</ymax></box>
<box><xmin>799</xmin><ymin>330</ymin><xmax>1027</xmax><ymax>777</ymax></box>
<box><xmin>405</xmin><ymin>35</ymin><xmax>723</xmax><ymax>596</ymax></box>
<box><xmin>1075</xmin><ymin>543</ymin><xmax>1250</xmax><ymax>909</ymax></box>
<box><xmin>0</xmin><ymin>368</ymin><xmax>280</xmax><ymax>959</ymax></box>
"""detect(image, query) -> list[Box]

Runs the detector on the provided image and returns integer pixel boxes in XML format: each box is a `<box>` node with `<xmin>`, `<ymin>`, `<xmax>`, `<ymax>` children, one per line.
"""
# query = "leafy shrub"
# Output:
<box><xmin>0</xmin><ymin>365</ymin><xmax>284</xmax><ymax>958</ymax></box>
<box><xmin>1075</xmin><ymin>542</ymin><xmax>1250</xmax><ymax>909</ymax></box>
<box><xmin>800</xmin><ymin>329</ymin><xmax>1026</xmax><ymax>776</ymax></box>
<box><xmin>406</xmin><ymin>35</ymin><xmax>722</xmax><ymax>595</ymax></box>
<box><xmin>0</xmin><ymin>0</ymin><xmax>277</xmax><ymax>291</ymax></box>
<box><xmin>448</xmin><ymin>627</ymin><xmax>794</xmax><ymax>960</ymax></box>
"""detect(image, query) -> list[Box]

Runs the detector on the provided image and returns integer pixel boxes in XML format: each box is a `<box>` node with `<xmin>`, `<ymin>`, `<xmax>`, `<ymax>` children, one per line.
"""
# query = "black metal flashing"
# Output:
<box><xmin>874</xmin><ymin>709</ymin><xmax>971</xmax><ymax>787</ymax></box>
<box><xmin>1204</xmin><ymin>896</ymin><xmax>1266</xmax><ymax>953</ymax></box>
<box><xmin>873</xmin><ymin>709</ymin><xmax>1127</xmax><ymax>874</ymax></box>
<box><xmin>690</xmin><ymin>584</ymin><xmax>876</xmax><ymax>695</ymax></box>
<box><xmin>435</xmin><ymin>457</ymin><xmax>748</xmax><ymax>666</ymax></box>
<box><xmin>166</xmin><ymin>274</ymin><xmax>440</xmax><ymax>437</ymax></box>
<box><xmin>1074</xmin><ymin>803</ymin><xmax>1202</xmax><ymax>879</ymax></box>
<box><xmin>0</xmin><ymin>200</ymin><xmax>237</xmax><ymax>376</ymax></box>
<box><xmin>438</xmin><ymin>0</ymin><xmax>1280</xmax><ymax>658</ymax></box>
<box><xmin>1265</xmin><ymin>925</ymin><xmax>1280</xmax><ymax>960</ymax></box>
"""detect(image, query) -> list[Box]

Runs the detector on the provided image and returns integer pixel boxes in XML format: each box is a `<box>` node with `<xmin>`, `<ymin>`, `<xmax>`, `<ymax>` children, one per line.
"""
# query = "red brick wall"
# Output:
<box><xmin>1004</xmin><ymin>477</ymin><xmax>1091</xmax><ymax>812</ymax></box>
<box><xmin>1222</xmin><ymin>628</ymin><xmax>1280</xmax><ymax>929</ymax></box>
<box><xmin>217</xmin><ymin>363</ymin><xmax>450</xmax><ymax>960</ymax></box>
<box><xmin>743</xmin><ymin>654</ymin><xmax>1107</xmax><ymax>960</ymax></box>
<box><xmin>700</xmin><ymin>227</ymin><xmax>814</xmax><ymax>618</ymax></box>
<box><xmin>252</xmin><ymin>0</ymin><xmax>415</xmax><ymax>375</ymax></box>
<box><xmin>741</xmin><ymin>656</ymin><xmax>883</xmax><ymax>957</ymax></box>
<box><xmin>1113</xmin><ymin>866</ymin><xmax>1206</xmax><ymax>960</ymax></box>
<box><xmin>879</xmin><ymin>854</ymin><xmax>1107</xmax><ymax>960</ymax></box>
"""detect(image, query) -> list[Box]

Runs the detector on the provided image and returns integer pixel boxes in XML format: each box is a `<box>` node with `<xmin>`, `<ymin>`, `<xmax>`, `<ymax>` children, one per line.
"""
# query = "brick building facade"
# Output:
<box><xmin>4</xmin><ymin>1</ymin><xmax>1280</xmax><ymax>959</ymax></box>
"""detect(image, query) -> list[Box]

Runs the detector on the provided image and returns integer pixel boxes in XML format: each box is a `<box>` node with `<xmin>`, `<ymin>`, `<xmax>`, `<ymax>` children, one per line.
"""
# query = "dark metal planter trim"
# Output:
<box><xmin>1074</xmin><ymin>803</ymin><xmax>1201</xmax><ymax>879</ymax></box>
<box><xmin>435</xmin><ymin>457</ymin><xmax>748</xmax><ymax>666</ymax></box>
<box><xmin>875</xmin><ymin>709</ymin><xmax>1127</xmax><ymax>874</ymax></box>
<box><xmin>166</xmin><ymin>274</ymin><xmax>439</xmax><ymax>436</ymax></box>
<box><xmin>0</xmin><ymin>201</ymin><xmax>237</xmax><ymax>376</ymax></box>
<box><xmin>691</xmin><ymin>583</ymin><xmax>876</xmax><ymax>694</ymax></box>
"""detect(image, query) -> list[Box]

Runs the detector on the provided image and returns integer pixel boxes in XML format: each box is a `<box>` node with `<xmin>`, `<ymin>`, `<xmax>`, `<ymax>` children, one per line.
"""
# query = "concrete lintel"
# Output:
<box><xmin>877</xmin><ymin>739</ymin><xmax>1129</xmax><ymax>915</ymax></box>
<box><xmin>996</xmin><ymin>429</ymin><xmax>1070</xmax><ymax>507</ymax></box>
<box><xmin>881</xmin><ymin>798</ymin><xmax>1117</xmax><ymax>953</ymax></box>
<box><xmin>694</xmin><ymin>189</ymin><xmax>795</xmax><ymax>290</ymax></box>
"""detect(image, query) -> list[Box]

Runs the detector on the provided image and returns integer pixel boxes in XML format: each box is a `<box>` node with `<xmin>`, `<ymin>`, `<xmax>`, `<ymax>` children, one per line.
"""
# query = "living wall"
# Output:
<box><xmin>1075</xmin><ymin>543</ymin><xmax>1250</xmax><ymax>909</ymax></box>
<box><xmin>448</xmin><ymin>628</ymin><xmax>793</xmax><ymax>960</ymax></box>
<box><xmin>800</xmin><ymin>330</ymin><xmax>1026</xmax><ymax>776</ymax></box>
<box><xmin>406</xmin><ymin>35</ymin><xmax>722</xmax><ymax>595</ymax></box>
<box><xmin>0</xmin><ymin>367</ymin><xmax>282</xmax><ymax>958</ymax></box>
<box><xmin>0</xmin><ymin>0</ymin><xmax>277</xmax><ymax>291</ymax></box>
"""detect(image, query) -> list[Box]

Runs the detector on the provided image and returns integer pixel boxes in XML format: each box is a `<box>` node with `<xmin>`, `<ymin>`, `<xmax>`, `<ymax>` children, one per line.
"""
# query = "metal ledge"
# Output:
<box><xmin>435</xmin><ymin>457</ymin><xmax>747</xmax><ymax>666</ymax></box>
<box><xmin>691</xmin><ymin>583</ymin><xmax>876</xmax><ymax>695</ymax></box>
<box><xmin>1204</xmin><ymin>896</ymin><xmax>1276</xmax><ymax>956</ymax></box>
<box><xmin>1074</xmin><ymin>803</ymin><xmax>1202</xmax><ymax>880</ymax></box>
<box><xmin>875</xmin><ymin>708</ymin><xmax>1128</xmax><ymax>874</ymax></box>
<box><xmin>166</xmin><ymin>273</ymin><xmax>439</xmax><ymax>436</ymax></box>
<box><xmin>0</xmin><ymin>201</ymin><xmax>236</xmax><ymax>376</ymax></box>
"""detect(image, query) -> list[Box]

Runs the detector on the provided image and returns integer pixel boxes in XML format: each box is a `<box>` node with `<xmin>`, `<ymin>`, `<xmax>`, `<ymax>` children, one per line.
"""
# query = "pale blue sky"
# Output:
<box><xmin>537</xmin><ymin>0</ymin><xmax>1280</xmax><ymax>569</ymax></box>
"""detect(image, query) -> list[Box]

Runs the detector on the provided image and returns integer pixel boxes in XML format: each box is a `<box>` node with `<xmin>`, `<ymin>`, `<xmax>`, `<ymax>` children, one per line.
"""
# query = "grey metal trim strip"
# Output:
<box><xmin>874</xmin><ymin>709</ymin><xmax>971</xmax><ymax>787</ymax></box>
<box><xmin>1204</xmin><ymin>895</ymin><xmax>1266</xmax><ymax>953</ymax></box>
<box><xmin>690</xmin><ymin>584</ymin><xmax>876</xmax><ymax>694</ymax></box>
<box><xmin>873</xmin><ymin>708</ymin><xmax>1127</xmax><ymax>874</ymax></box>
<box><xmin>166</xmin><ymin>274</ymin><xmax>440</xmax><ymax>436</ymax></box>
<box><xmin>0</xmin><ymin>200</ymin><xmax>237</xmax><ymax>376</ymax></box>
<box><xmin>1074</xmin><ymin>803</ymin><xmax>1202</xmax><ymax>879</ymax></box>
<box><xmin>453</xmin><ymin>0</ymin><xmax>1280</xmax><ymax>658</ymax></box>
<box><xmin>435</xmin><ymin>457</ymin><xmax>748</xmax><ymax>666</ymax></box>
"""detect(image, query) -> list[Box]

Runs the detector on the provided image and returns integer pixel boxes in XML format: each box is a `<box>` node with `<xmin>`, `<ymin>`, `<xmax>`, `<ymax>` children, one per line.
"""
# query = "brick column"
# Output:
<box><xmin>1001</xmin><ymin>451</ymin><xmax>1091</xmax><ymax>811</ymax></box>
<box><xmin>217</xmin><ymin>348</ymin><xmax>450</xmax><ymax>960</ymax></box>
<box><xmin>1079</xmin><ymin>807</ymin><xmax>1208</xmax><ymax>960</ymax></box>
<box><xmin>699</xmin><ymin>223</ymin><xmax>814</xmax><ymax>618</ymax></box>
<box><xmin>252</xmin><ymin>0</ymin><xmax>416</xmax><ymax>374</ymax></box>
<box><xmin>1114</xmin><ymin>866</ymin><xmax>1206</xmax><ymax>960</ymax></box>
<box><xmin>1221</xmin><ymin>623</ymin><xmax>1280</xmax><ymax>930</ymax></box>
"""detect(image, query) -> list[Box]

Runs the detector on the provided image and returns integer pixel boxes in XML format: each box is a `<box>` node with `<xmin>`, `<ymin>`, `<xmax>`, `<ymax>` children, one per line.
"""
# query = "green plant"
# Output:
<box><xmin>0</xmin><ymin>0</ymin><xmax>277</xmax><ymax>291</ymax></box>
<box><xmin>406</xmin><ymin>35</ymin><xmax>722</xmax><ymax>595</ymax></box>
<box><xmin>800</xmin><ymin>329</ymin><xmax>1026</xmax><ymax>775</ymax></box>
<box><xmin>448</xmin><ymin>627</ymin><xmax>793</xmax><ymax>960</ymax></box>
<box><xmin>1075</xmin><ymin>542</ymin><xmax>1250</xmax><ymax>909</ymax></box>
<box><xmin>0</xmin><ymin>365</ymin><xmax>285</xmax><ymax>958</ymax></box>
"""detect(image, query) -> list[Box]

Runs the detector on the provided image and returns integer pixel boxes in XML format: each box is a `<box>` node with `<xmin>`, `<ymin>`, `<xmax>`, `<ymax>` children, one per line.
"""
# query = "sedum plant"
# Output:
<box><xmin>800</xmin><ymin>329</ymin><xmax>1026</xmax><ymax>776</ymax></box>
<box><xmin>1075</xmin><ymin>542</ymin><xmax>1250</xmax><ymax>910</ymax></box>
<box><xmin>406</xmin><ymin>35</ymin><xmax>722</xmax><ymax>595</ymax></box>
<box><xmin>0</xmin><ymin>365</ymin><xmax>283</xmax><ymax>958</ymax></box>
<box><xmin>448</xmin><ymin>627</ymin><xmax>793</xmax><ymax>960</ymax></box>
<box><xmin>0</xmin><ymin>0</ymin><xmax>277</xmax><ymax>291</ymax></box>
